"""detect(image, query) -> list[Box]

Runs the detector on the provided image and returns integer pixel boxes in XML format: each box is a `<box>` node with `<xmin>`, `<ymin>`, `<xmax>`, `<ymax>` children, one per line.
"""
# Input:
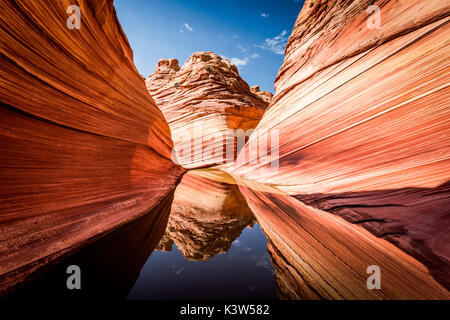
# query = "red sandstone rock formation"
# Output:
<box><xmin>146</xmin><ymin>52</ymin><xmax>269</xmax><ymax>169</ymax></box>
<box><xmin>156</xmin><ymin>170</ymin><xmax>255</xmax><ymax>260</ymax></box>
<box><xmin>0</xmin><ymin>0</ymin><xmax>183</xmax><ymax>294</ymax></box>
<box><xmin>231</xmin><ymin>0</ymin><xmax>450</xmax><ymax>290</ymax></box>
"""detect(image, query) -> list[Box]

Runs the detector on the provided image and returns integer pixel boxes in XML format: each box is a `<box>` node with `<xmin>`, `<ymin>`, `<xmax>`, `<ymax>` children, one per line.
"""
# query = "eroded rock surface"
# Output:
<box><xmin>146</xmin><ymin>52</ymin><xmax>269</xmax><ymax>168</ymax></box>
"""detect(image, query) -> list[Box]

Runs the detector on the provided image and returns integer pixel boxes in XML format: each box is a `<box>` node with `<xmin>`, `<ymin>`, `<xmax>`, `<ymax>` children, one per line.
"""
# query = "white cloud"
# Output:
<box><xmin>232</xmin><ymin>34</ymin><xmax>240</xmax><ymax>39</ymax></box>
<box><xmin>183</xmin><ymin>23</ymin><xmax>193</xmax><ymax>32</ymax></box>
<box><xmin>230</xmin><ymin>57</ymin><xmax>249</xmax><ymax>67</ymax></box>
<box><xmin>237</xmin><ymin>45</ymin><xmax>249</xmax><ymax>53</ymax></box>
<box><xmin>260</xmin><ymin>13</ymin><xmax>270</xmax><ymax>18</ymax></box>
<box><xmin>176</xmin><ymin>268</ymin><xmax>184</xmax><ymax>275</ymax></box>
<box><xmin>254</xmin><ymin>30</ymin><xmax>288</xmax><ymax>55</ymax></box>
<box><xmin>222</xmin><ymin>55</ymin><xmax>249</xmax><ymax>68</ymax></box>
<box><xmin>222</xmin><ymin>51</ymin><xmax>262</xmax><ymax>69</ymax></box>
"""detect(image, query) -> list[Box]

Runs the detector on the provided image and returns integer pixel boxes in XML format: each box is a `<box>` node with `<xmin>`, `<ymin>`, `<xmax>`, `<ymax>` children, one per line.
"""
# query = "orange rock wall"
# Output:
<box><xmin>231</xmin><ymin>0</ymin><xmax>450</xmax><ymax>289</ymax></box>
<box><xmin>0</xmin><ymin>0</ymin><xmax>183</xmax><ymax>293</ymax></box>
<box><xmin>233</xmin><ymin>0</ymin><xmax>450</xmax><ymax>193</ymax></box>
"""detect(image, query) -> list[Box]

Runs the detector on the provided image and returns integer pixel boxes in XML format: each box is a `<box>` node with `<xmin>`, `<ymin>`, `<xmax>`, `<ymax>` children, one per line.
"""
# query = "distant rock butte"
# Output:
<box><xmin>250</xmin><ymin>86</ymin><xmax>273</xmax><ymax>104</ymax></box>
<box><xmin>231</xmin><ymin>0</ymin><xmax>450</xmax><ymax>291</ymax></box>
<box><xmin>146</xmin><ymin>52</ymin><xmax>270</xmax><ymax>169</ymax></box>
<box><xmin>0</xmin><ymin>0</ymin><xmax>183</xmax><ymax>294</ymax></box>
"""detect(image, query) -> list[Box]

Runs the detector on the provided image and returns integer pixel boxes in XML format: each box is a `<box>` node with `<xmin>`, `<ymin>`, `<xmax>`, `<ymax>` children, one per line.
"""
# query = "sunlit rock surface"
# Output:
<box><xmin>230</xmin><ymin>0</ymin><xmax>450</xmax><ymax>289</ymax></box>
<box><xmin>0</xmin><ymin>0</ymin><xmax>183</xmax><ymax>294</ymax></box>
<box><xmin>146</xmin><ymin>52</ymin><xmax>269</xmax><ymax>169</ymax></box>
<box><xmin>156</xmin><ymin>170</ymin><xmax>255</xmax><ymax>260</ymax></box>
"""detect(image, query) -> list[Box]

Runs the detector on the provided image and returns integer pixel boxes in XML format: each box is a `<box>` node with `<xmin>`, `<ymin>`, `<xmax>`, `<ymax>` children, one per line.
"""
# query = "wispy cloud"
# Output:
<box><xmin>222</xmin><ymin>55</ymin><xmax>249</xmax><ymax>67</ymax></box>
<box><xmin>222</xmin><ymin>50</ymin><xmax>261</xmax><ymax>69</ymax></box>
<box><xmin>237</xmin><ymin>45</ymin><xmax>249</xmax><ymax>53</ymax></box>
<box><xmin>232</xmin><ymin>34</ymin><xmax>240</xmax><ymax>39</ymax></box>
<box><xmin>256</xmin><ymin>256</ymin><xmax>275</xmax><ymax>274</ymax></box>
<box><xmin>229</xmin><ymin>57</ymin><xmax>249</xmax><ymax>67</ymax></box>
<box><xmin>176</xmin><ymin>268</ymin><xmax>184</xmax><ymax>275</ymax></box>
<box><xmin>260</xmin><ymin>13</ymin><xmax>270</xmax><ymax>18</ymax></box>
<box><xmin>254</xmin><ymin>30</ymin><xmax>288</xmax><ymax>55</ymax></box>
<box><xmin>180</xmin><ymin>23</ymin><xmax>193</xmax><ymax>32</ymax></box>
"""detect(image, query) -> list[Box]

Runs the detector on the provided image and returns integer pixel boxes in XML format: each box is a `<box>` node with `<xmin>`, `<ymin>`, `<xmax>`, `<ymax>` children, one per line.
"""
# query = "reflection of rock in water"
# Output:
<box><xmin>156</xmin><ymin>170</ymin><xmax>255</xmax><ymax>260</ymax></box>
<box><xmin>167</xmin><ymin>203</ymin><xmax>254</xmax><ymax>261</ymax></box>
<box><xmin>235</xmin><ymin>177</ymin><xmax>449</xmax><ymax>300</ymax></box>
<box><xmin>155</xmin><ymin>233</ymin><xmax>174</xmax><ymax>252</ymax></box>
<box><xmin>3</xmin><ymin>191</ymin><xmax>174</xmax><ymax>300</ymax></box>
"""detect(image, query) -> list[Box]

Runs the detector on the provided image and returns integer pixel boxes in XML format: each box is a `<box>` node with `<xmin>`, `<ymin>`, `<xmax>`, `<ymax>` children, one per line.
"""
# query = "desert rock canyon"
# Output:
<box><xmin>0</xmin><ymin>0</ymin><xmax>448</xmax><ymax>300</ymax></box>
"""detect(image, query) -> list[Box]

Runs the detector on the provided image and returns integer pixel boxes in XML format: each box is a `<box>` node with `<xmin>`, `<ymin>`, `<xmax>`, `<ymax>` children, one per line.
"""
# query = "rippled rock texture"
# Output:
<box><xmin>0</xmin><ymin>0</ymin><xmax>183</xmax><ymax>294</ymax></box>
<box><xmin>231</xmin><ymin>0</ymin><xmax>450</xmax><ymax>290</ymax></box>
<box><xmin>146</xmin><ymin>52</ymin><xmax>269</xmax><ymax>169</ymax></box>
<box><xmin>156</xmin><ymin>170</ymin><xmax>255</xmax><ymax>260</ymax></box>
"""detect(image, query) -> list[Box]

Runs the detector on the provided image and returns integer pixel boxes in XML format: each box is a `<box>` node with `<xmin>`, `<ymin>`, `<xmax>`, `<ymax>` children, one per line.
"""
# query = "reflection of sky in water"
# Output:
<box><xmin>128</xmin><ymin>224</ymin><xmax>278</xmax><ymax>300</ymax></box>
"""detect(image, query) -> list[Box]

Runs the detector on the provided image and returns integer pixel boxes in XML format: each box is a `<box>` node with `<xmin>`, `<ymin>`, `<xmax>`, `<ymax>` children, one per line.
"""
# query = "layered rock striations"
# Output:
<box><xmin>146</xmin><ymin>52</ymin><xmax>270</xmax><ymax>169</ymax></box>
<box><xmin>231</xmin><ymin>0</ymin><xmax>450</xmax><ymax>290</ymax></box>
<box><xmin>156</xmin><ymin>170</ymin><xmax>255</xmax><ymax>260</ymax></box>
<box><xmin>0</xmin><ymin>0</ymin><xmax>183</xmax><ymax>294</ymax></box>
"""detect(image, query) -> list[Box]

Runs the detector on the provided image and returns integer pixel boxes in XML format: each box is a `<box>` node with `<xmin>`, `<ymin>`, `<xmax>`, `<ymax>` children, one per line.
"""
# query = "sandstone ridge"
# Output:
<box><xmin>231</xmin><ymin>0</ymin><xmax>450</xmax><ymax>290</ymax></box>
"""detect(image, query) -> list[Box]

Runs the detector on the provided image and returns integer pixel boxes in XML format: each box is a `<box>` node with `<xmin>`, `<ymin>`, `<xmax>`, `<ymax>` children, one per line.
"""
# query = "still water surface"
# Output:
<box><xmin>128</xmin><ymin>224</ymin><xmax>277</xmax><ymax>300</ymax></box>
<box><xmin>8</xmin><ymin>169</ymin><xmax>279</xmax><ymax>300</ymax></box>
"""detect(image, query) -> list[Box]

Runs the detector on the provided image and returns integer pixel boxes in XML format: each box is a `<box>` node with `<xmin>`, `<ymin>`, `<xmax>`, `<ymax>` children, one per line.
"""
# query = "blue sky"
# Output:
<box><xmin>115</xmin><ymin>0</ymin><xmax>304</xmax><ymax>93</ymax></box>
